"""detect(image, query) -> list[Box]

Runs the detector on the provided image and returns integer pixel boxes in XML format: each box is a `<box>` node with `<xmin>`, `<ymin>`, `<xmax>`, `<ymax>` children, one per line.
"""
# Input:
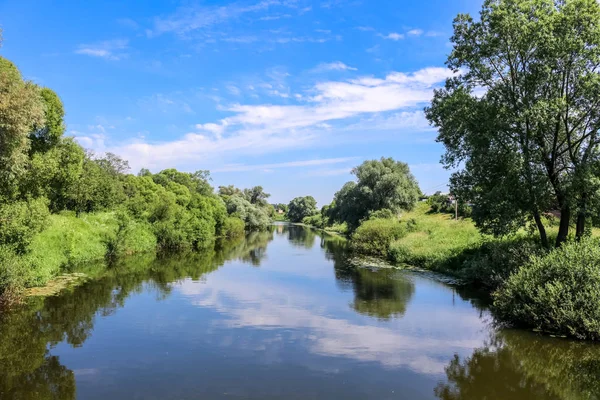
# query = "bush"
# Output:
<box><xmin>223</xmin><ymin>216</ymin><xmax>245</xmax><ymax>238</ymax></box>
<box><xmin>23</xmin><ymin>212</ymin><xmax>119</xmax><ymax>286</ymax></box>
<box><xmin>459</xmin><ymin>237</ymin><xmax>542</xmax><ymax>290</ymax></box>
<box><xmin>302</xmin><ymin>214</ymin><xmax>326</xmax><ymax>229</ymax></box>
<box><xmin>0</xmin><ymin>246</ymin><xmax>27</xmax><ymax>306</ymax></box>
<box><xmin>351</xmin><ymin>218</ymin><xmax>407</xmax><ymax>258</ymax></box>
<box><xmin>494</xmin><ymin>238</ymin><xmax>600</xmax><ymax>340</ymax></box>
<box><xmin>0</xmin><ymin>198</ymin><xmax>50</xmax><ymax>253</ymax></box>
<box><xmin>111</xmin><ymin>220</ymin><xmax>157</xmax><ymax>256</ymax></box>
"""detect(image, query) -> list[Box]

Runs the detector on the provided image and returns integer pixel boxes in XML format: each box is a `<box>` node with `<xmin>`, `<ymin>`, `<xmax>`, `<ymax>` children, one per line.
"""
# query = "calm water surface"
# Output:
<box><xmin>1</xmin><ymin>224</ymin><xmax>599</xmax><ymax>399</ymax></box>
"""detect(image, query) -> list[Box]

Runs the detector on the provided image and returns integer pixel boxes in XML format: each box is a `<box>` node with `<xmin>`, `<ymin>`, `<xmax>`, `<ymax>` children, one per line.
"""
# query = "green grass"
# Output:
<box><xmin>22</xmin><ymin>212</ymin><xmax>119</xmax><ymax>286</ymax></box>
<box><xmin>388</xmin><ymin>203</ymin><xmax>484</xmax><ymax>270</ymax></box>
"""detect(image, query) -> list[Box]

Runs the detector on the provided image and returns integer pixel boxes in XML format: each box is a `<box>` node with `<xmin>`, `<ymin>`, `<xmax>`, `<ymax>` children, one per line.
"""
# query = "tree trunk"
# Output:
<box><xmin>533</xmin><ymin>210</ymin><xmax>549</xmax><ymax>249</ymax></box>
<box><xmin>555</xmin><ymin>205</ymin><xmax>571</xmax><ymax>247</ymax></box>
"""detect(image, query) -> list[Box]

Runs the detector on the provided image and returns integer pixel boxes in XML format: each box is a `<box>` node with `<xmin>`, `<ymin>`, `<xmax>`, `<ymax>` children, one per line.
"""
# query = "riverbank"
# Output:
<box><xmin>0</xmin><ymin>210</ymin><xmax>249</xmax><ymax>307</ymax></box>
<box><xmin>303</xmin><ymin>203</ymin><xmax>600</xmax><ymax>341</ymax></box>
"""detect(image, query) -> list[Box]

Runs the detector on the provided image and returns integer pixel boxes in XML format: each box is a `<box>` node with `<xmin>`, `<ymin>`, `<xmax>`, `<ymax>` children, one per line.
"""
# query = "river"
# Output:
<box><xmin>0</xmin><ymin>223</ymin><xmax>599</xmax><ymax>399</ymax></box>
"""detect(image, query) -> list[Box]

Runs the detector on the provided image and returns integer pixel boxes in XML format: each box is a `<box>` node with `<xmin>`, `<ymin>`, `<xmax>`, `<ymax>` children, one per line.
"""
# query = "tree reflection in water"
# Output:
<box><xmin>0</xmin><ymin>230</ymin><xmax>275</xmax><ymax>400</ymax></box>
<box><xmin>435</xmin><ymin>330</ymin><xmax>600</xmax><ymax>400</ymax></box>
<box><xmin>321</xmin><ymin>234</ymin><xmax>415</xmax><ymax>320</ymax></box>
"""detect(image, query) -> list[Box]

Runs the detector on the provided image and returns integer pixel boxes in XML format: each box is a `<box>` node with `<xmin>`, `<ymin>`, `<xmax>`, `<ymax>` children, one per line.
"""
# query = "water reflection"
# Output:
<box><xmin>0</xmin><ymin>231</ymin><xmax>275</xmax><ymax>400</ymax></box>
<box><xmin>436</xmin><ymin>330</ymin><xmax>600</xmax><ymax>400</ymax></box>
<box><xmin>1</xmin><ymin>224</ymin><xmax>600</xmax><ymax>400</ymax></box>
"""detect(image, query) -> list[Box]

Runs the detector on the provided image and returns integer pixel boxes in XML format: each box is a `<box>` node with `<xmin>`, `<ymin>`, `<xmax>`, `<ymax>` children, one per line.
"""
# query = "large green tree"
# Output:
<box><xmin>330</xmin><ymin>158</ymin><xmax>420</xmax><ymax>229</ymax></box>
<box><xmin>0</xmin><ymin>55</ymin><xmax>45</xmax><ymax>200</ymax></box>
<box><xmin>426</xmin><ymin>0</ymin><xmax>600</xmax><ymax>247</ymax></box>
<box><xmin>287</xmin><ymin>196</ymin><xmax>318</xmax><ymax>223</ymax></box>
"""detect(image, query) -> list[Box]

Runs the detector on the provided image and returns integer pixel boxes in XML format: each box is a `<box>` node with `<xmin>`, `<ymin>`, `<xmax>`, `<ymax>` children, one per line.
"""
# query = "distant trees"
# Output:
<box><xmin>329</xmin><ymin>158</ymin><xmax>421</xmax><ymax>229</ymax></box>
<box><xmin>426</xmin><ymin>0</ymin><xmax>600</xmax><ymax>247</ymax></box>
<box><xmin>287</xmin><ymin>196</ymin><xmax>318</xmax><ymax>223</ymax></box>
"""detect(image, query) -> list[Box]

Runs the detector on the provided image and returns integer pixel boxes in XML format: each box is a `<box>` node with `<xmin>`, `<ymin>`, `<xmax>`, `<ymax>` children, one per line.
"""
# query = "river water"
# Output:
<box><xmin>1</xmin><ymin>223</ymin><xmax>599</xmax><ymax>399</ymax></box>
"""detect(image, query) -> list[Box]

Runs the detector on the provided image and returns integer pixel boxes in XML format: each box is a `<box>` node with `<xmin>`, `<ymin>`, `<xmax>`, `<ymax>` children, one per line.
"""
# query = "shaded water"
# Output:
<box><xmin>1</xmin><ymin>223</ymin><xmax>599</xmax><ymax>399</ymax></box>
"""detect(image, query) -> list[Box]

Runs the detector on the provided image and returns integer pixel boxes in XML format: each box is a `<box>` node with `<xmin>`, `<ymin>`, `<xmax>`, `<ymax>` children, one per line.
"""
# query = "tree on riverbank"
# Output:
<box><xmin>0</xmin><ymin>33</ymin><xmax>273</xmax><ymax>304</ymax></box>
<box><xmin>329</xmin><ymin>158</ymin><xmax>421</xmax><ymax>230</ymax></box>
<box><xmin>426</xmin><ymin>0</ymin><xmax>600</xmax><ymax>247</ymax></box>
<box><xmin>287</xmin><ymin>196</ymin><xmax>318</xmax><ymax>223</ymax></box>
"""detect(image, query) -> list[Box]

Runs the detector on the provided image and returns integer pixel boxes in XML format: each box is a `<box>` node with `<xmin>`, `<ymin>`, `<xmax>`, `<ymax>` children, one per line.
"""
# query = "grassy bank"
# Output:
<box><xmin>335</xmin><ymin>202</ymin><xmax>600</xmax><ymax>341</ymax></box>
<box><xmin>0</xmin><ymin>210</ymin><xmax>247</xmax><ymax>307</ymax></box>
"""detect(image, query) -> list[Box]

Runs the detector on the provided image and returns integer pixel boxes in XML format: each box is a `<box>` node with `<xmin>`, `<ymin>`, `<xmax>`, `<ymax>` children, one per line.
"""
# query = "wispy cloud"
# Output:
<box><xmin>75</xmin><ymin>39</ymin><xmax>129</xmax><ymax>60</ymax></box>
<box><xmin>407</xmin><ymin>29</ymin><xmax>424</xmax><ymax>36</ymax></box>
<box><xmin>101</xmin><ymin>66</ymin><xmax>454</xmax><ymax>171</ymax></box>
<box><xmin>380</xmin><ymin>32</ymin><xmax>404</xmax><ymax>41</ymax></box>
<box><xmin>311</xmin><ymin>61</ymin><xmax>357</xmax><ymax>73</ymax></box>
<box><xmin>117</xmin><ymin>18</ymin><xmax>139</xmax><ymax>30</ymax></box>
<box><xmin>213</xmin><ymin>157</ymin><xmax>359</xmax><ymax>172</ymax></box>
<box><xmin>149</xmin><ymin>0</ymin><xmax>294</xmax><ymax>37</ymax></box>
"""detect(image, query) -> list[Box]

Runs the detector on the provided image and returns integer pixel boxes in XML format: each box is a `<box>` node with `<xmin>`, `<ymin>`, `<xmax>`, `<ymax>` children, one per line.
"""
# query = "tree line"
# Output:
<box><xmin>0</xmin><ymin>33</ymin><xmax>275</xmax><ymax>303</ymax></box>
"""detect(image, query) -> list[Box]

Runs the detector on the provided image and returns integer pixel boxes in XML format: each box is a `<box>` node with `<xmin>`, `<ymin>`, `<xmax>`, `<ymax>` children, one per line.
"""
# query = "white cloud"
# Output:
<box><xmin>381</xmin><ymin>32</ymin><xmax>404</xmax><ymax>41</ymax></box>
<box><xmin>176</xmin><ymin>273</ymin><xmax>488</xmax><ymax>373</ymax></box>
<box><xmin>138</xmin><ymin>93</ymin><xmax>195</xmax><ymax>114</ymax></box>
<box><xmin>150</xmin><ymin>0</ymin><xmax>292</xmax><ymax>37</ymax></box>
<box><xmin>407</xmin><ymin>29</ymin><xmax>424</xmax><ymax>36</ymax></box>
<box><xmin>105</xmin><ymin>66</ymin><xmax>455</xmax><ymax>171</ymax></box>
<box><xmin>226</xmin><ymin>85</ymin><xmax>242</xmax><ymax>96</ymax></box>
<box><xmin>213</xmin><ymin>157</ymin><xmax>359</xmax><ymax>172</ymax></box>
<box><xmin>312</xmin><ymin>61</ymin><xmax>357</xmax><ymax>72</ymax></box>
<box><xmin>75</xmin><ymin>39</ymin><xmax>129</xmax><ymax>60</ymax></box>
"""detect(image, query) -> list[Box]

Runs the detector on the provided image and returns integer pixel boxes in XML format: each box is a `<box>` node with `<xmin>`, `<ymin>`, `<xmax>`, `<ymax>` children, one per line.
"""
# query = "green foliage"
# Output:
<box><xmin>330</xmin><ymin>157</ymin><xmax>420</xmax><ymax>230</ymax></box>
<box><xmin>0</xmin><ymin>56</ymin><xmax>45</xmax><ymax>199</ymax></box>
<box><xmin>302</xmin><ymin>214</ymin><xmax>326</xmax><ymax>229</ymax></box>
<box><xmin>110</xmin><ymin>217</ymin><xmax>157</xmax><ymax>257</ymax></box>
<box><xmin>0</xmin><ymin>246</ymin><xmax>27</xmax><ymax>306</ymax></box>
<box><xmin>243</xmin><ymin>186</ymin><xmax>270</xmax><ymax>207</ymax></box>
<box><xmin>0</xmin><ymin>198</ymin><xmax>49</xmax><ymax>253</ymax></box>
<box><xmin>223</xmin><ymin>217</ymin><xmax>245</xmax><ymax>239</ymax></box>
<box><xmin>351</xmin><ymin>218</ymin><xmax>407</xmax><ymax>258</ymax></box>
<box><xmin>30</xmin><ymin>88</ymin><xmax>65</xmax><ymax>153</ymax></box>
<box><xmin>22</xmin><ymin>212</ymin><xmax>119</xmax><ymax>286</ymax></box>
<box><xmin>224</xmin><ymin>195</ymin><xmax>270</xmax><ymax>230</ymax></box>
<box><xmin>427</xmin><ymin>192</ymin><xmax>452</xmax><ymax>213</ymax></box>
<box><xmin>426</xmin><ymin>0</ymin><xmax>600</xmax><ymax>246</ymax></box>
<box><xmin>494</xmin><ymin>238</ymin><xmax>600</xmax><ymax>340</ymax></box>
<box><xmin>288</xmin><ymin>196</ymin><xmax>318</xmax><ymax>223</ymax></box>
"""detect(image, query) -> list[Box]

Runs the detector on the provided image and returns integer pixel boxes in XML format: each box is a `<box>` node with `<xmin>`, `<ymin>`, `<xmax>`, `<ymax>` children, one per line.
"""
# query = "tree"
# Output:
<box><xmin>330</xmin><ymin>158</ymin><xmax>421</xmax><ymax>229</ymax></box>
<box><xmin>0</xmin><ymin>56</ymin><xmax>45</xmax><ymax>199</ymax></box>
<box><xmin>218</xmin><ymin>185</ymin><xmax>242</xmax><ymax>197</ymax></box>
<box><xmin>426</xmin><ymin>0</ymin><xmax>600</xmax><ymax>247</ymax></box>
<box><xmin>287</xmin><ymin>196</ymin><xmax>318</xmax><ymax>223</ymax></box>
<box><xmin>243</xmin><ymin>186</ymin><xmax>270</xmax><ymax>207</ymax></box>
<box><xmin>29</xmin><ymin>88</ymin><xmax>65</xmax><ymax>154</ymax></box>
<box><xmin>273</xmin><ymin>203</ymin><xmax>288</xmax><ymax>213</ymax></box>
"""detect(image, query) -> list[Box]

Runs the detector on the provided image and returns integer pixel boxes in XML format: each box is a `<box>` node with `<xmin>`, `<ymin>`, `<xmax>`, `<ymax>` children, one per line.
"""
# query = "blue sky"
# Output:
<box><xmin>0</xmin><ymin>0</ymin><xmax>481</xmax><ymax>205</ymax></box>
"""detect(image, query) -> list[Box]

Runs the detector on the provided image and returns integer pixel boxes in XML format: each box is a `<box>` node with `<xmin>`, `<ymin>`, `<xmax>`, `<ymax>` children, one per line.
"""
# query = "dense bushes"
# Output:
<box><xmin>0</xmin><ymin>40</ymin><xmax>278</xmax><ymax>306</ymax></box>
<box><xmin>0</xmin><ymin>198</ymin><xmax>49</xmax><ymax>253</ymax></box>
<box><xmin>223</xmin><ymin>217</ymin><xmax>245</xmax><ymax>239</ymax></box>
<box><xmin>494</xmin><ymin>238</ymin><xmax>600</xmax><ymax>340</ymax></box>
<box><xmin>351</xmin><ymin>218</ymin><xmax>407</xmax><ymax>258</ymax></box>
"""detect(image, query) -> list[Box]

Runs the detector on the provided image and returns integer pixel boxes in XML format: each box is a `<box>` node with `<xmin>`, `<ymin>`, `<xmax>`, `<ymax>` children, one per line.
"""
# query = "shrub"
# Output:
<box><xmin>459</xmin><ymin>237</ymin><xmax>542</xmax><ymax>290</ymax></box>
<box><xmin>302</xmin><ymin>214</ymin><xmax>326</xmax><ymax>229</ymax></box>
<box><xmin>223</xmin><ymin>217</ymin><xmax>245</xmax><ymax>238</ymax></box>
<box><xmin>351</xmin><ymin>218</ymin><xmax>407</xmax><ymax>258</ymax></box>
<box><xmin>0</xmin><ymin>246</ymin><xmax>27</xmax><ymax>306</ymax></box>
<box><xmin>493</xmin><ymin>238</ymin><xmax>600</xmax><ymax>340</ymax></box>
<box><xmin>111</xmin><ymin>220</ymin><xmax>157</xmax><ymax>256</ymax></box>
<box><xmin>0</xmin><ymin>198</ymin><xmax>49</xmax><ymax>253</ymax></box>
